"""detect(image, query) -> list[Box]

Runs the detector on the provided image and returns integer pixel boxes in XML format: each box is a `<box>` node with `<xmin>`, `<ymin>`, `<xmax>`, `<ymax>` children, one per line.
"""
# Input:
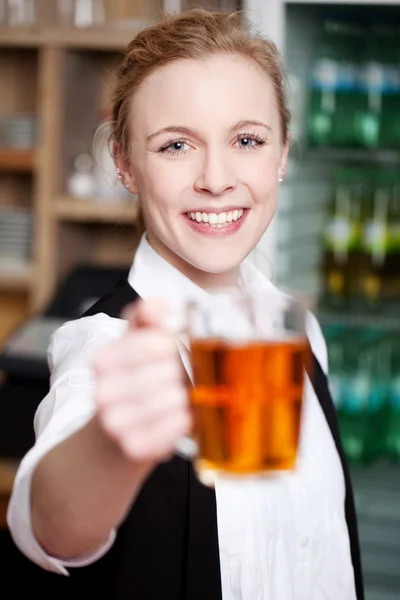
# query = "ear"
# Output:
<box><xmin>278</xmin><ymin>136</ymin><xmax>290</xmax><ymax>182</ymax></box>
<box><xmin>113</xmin><ymin>142</ymin><xmax>140</xmax><ymax>195</ymax></box>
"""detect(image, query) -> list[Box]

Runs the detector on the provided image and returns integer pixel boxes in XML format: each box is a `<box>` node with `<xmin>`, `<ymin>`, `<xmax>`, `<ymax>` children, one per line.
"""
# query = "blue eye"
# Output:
<box><xmin>236</xmin><ymin>134</ymin><xmax>266</xmax><ymax>150</ymax></box>
<box><xmin>170</xmin><ymin>141</ymin><xmax>186</xmax><ymax>152</ymax></box>
<box><xmin>159</xmin><ymin>139</ymin><xmax>189</xmax><ymax>155</ymax></box>
<box><xmin>238</xmin><ymin>137</ymin><xmax>253</xmax><ymax>147</ymax></box>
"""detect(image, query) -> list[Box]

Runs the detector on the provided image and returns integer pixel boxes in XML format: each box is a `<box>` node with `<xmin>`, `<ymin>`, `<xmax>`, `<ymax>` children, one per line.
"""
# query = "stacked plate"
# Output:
<box><xmin>0</xmin><ymin>207</ymin><xmax>33</xmax><ymax>269</ymax></box>
<box><xmin>0</xmin><ymin>114</ymin><xmax>37</xmax><ymax>149</ymax></box>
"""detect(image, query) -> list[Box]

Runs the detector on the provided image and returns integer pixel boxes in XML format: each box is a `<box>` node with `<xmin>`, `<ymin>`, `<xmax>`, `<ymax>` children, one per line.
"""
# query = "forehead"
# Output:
<box><xmin>130</xmin><ymin>54</ymin><xmax>278</xmax><ymax>133</ymax></box>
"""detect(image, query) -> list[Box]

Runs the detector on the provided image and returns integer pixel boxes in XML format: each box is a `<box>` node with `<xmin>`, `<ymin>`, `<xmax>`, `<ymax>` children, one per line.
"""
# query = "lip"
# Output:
<box><xmin>184</xmin><ymin>206</ymin><xmax>248</xmax><ymax>215</ymax></box>
<box><xmin>183</xmin><ymin>208</ymin><xmax>249</xmax><ymax>238</ymax></box>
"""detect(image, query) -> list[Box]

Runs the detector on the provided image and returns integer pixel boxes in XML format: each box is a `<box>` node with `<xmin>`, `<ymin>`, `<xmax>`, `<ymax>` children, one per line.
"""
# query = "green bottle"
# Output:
<box><xmin>308</xmin><ymin>18</ymin><xmax>341</xmax><ymax>147</ymax></box>
<box><xmin>336</xmin><ymin>326</ymin><xmax>369</xmax><ymax>465</ymax></box>
<box><xmin>377</xmin><ymin>24</ymin><xmax>400</xmax><ymax>148</ymax></box>
<box><xmin>386</xmin><ymin>181</ymin><xmax>400</xmax><ymax>300</ymax></box>
<box><xmin>360</xmin><ymin>170</ymin><xmax>392</xmax><ymax>309</ymax></box>
<box><xmin>331</xmin><ymin>20</ymin><xmax>364</xmax><ymax>148</ymax></box>
<box><xmin>354</xmin><ymin>23</ymin><xmax>383</xmax><ymax>149</ymax></box>
<box><xmin>362</xmin><ymin>327</ymin><xmax>390</xmax><ymax>463</ymax></box>
<box><xmin>324</xmin><ymin>322</ymin><xmax>347</xmax><ymax>409</ymax></box>
<box><xmin>322</xmin><ymin>168</ymin><xmax>362</xmax><ymax>307</ymax></box>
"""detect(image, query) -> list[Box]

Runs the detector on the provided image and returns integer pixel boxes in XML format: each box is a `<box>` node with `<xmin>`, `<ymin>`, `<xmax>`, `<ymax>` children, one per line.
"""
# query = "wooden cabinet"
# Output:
<box><xmin>0</xmin><ymin>7</ymin><xmax>153</xmax><ymax>342</ymax></box>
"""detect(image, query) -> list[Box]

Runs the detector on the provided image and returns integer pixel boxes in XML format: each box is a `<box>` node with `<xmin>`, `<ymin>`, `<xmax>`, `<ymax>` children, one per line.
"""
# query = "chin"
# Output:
<box><xmin>189</xmin><ymin>253</ymin><xmax>247</xmax><ymax>276</ymax></box>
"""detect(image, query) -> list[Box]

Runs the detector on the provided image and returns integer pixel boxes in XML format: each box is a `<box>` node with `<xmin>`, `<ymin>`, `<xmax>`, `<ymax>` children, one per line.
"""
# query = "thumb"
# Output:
<box><xmin>122</xmin><ymin>298</ymin><xmax>168</xmax><ymax>331</ymax></box>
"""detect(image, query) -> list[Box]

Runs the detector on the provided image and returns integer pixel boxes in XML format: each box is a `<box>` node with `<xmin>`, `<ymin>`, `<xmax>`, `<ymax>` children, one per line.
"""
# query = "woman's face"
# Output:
<box><xmin>123</xmin><ymin>53</ymin><xmax>289</xmax><ymax>284</ymax></box>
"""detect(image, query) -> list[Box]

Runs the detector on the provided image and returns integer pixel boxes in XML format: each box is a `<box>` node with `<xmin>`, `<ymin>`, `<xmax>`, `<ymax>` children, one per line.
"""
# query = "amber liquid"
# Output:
<box><xmin>190</xmin><ymin>337</ymin><xmax>310</xmax><ymax>479</ymax></box>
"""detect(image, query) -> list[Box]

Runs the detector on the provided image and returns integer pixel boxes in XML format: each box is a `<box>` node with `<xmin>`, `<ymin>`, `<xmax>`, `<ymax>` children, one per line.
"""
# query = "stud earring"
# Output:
<box><xmin>116</xmin><ymin>166</ymin><xmax>130</xmax><ymax>190</ymax></box>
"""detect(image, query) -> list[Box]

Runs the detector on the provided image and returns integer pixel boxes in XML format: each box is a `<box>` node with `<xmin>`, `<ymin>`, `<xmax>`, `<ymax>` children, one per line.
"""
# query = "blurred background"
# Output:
<box><xmin>0</xmin><ymin>1</ymin><xmax>398</xmax><ymax>598</ymax></box>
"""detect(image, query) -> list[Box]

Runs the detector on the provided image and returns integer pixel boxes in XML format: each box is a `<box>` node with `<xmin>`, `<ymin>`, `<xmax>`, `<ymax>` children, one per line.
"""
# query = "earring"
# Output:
<box><xmin>116</xmin><ymin>166</ymin><xmax>130</xmax><ymax>190</ymax></box>
<box><xmin>279</xmin><ymin>177</ymin><xmax>283</xmax><ymax>183</ymax></box>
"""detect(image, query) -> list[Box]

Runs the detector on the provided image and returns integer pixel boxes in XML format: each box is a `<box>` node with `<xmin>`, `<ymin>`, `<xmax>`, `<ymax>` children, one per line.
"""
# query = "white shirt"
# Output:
<box><xmin>7</xmin><ymin>235</ymin><xmax>357</xmax><ymax>599</ymax></box>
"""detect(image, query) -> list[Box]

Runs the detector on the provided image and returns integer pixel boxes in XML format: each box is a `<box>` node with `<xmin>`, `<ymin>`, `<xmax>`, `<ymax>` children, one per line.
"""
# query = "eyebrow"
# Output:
<box><xmin>146</xmin><ymin>120</ymin><xmax>272</xmax><ymax>142</ymax></box>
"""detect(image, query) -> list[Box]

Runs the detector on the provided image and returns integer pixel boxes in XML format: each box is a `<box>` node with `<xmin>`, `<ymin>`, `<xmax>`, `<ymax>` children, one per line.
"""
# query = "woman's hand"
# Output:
<box><xmin>92</xmin><ymin>299</ymin><xmax>191</xmax><ymax>467</ymax></box>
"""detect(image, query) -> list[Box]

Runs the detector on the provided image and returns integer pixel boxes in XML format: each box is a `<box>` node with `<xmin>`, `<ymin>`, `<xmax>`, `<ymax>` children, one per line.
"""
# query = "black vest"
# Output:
<box><xmin>70</xmin><ymin>277</ymin><xmax>364</xmax><ymax>600</ymax></box>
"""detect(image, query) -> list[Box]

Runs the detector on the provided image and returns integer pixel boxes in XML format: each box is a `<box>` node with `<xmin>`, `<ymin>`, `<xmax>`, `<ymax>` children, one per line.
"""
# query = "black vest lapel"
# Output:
<box><xmin>82</xmin><ymin>278</ymin><xmax>364</xmax><ymax>600</ymax></box>
<box><xmin>185</xmin><ymin>468</ymin><xmax>223</xmax><ymax>600</ymax></box>
<box><xmin>83</xmin><ymin>277</ymin><xmax>139</xmax><ymax>318</ymax></box>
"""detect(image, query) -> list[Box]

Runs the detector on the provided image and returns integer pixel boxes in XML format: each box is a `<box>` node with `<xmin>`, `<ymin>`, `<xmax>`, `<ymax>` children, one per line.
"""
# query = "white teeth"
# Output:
<box><xmin>187</xmin><ymin>209</ymin><xmax>245</xmax><ymax>226</ymax></box>
<box><xmin>218</xmin><ymin>212</ymin><xmax>227</xmax><ymax>224</ymax></box>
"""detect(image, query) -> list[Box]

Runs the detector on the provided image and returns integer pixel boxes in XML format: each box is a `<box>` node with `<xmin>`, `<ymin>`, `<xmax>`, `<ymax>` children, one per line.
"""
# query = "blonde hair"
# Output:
<box><xmin>111</xmin><ymin>8</ymin><xmax>290</xmax><ymax>157</ymax></box>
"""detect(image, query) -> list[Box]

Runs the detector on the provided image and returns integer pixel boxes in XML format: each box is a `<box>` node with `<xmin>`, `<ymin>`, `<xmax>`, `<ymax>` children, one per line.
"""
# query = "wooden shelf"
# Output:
<box><xmin>0</xmin><ymin>22</ymin><xmax>156</xmax><ymax>51</ymax></box>
<box><xmin>54</xmin><ymin>196</ymin><xmax>139</xmax><ymax>224</ymax></box>
<box><xmin>0</xmin><ymin>26</ymin><xmax>40</xmax><ymax>48</ymax></box>
<box><xmin>0</xmin><ymin>148</ymin><xmax>36</xmax><ymax>172</ymax></box>
<box><xmin>43</xmin><ymin>24</ymin><xmax>153</xmax><ymax>51</ymax></box>
<box><xmin>0</xmin><ymin>264</ymin><xmax>34</xmax><ymax>291</ymax></box>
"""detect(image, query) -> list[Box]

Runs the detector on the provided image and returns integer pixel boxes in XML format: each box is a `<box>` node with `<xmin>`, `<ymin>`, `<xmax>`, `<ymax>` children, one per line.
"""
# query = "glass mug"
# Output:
<box><xmin>180</xmin><ymin>289</ymin><xmax>311</xmax><ymax>486</ymax></box>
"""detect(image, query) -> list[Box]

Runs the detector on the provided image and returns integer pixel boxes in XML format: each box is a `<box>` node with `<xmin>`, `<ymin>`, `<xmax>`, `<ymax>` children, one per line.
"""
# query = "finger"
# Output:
<box><xmin>92</xmin><ymin>330</ymin><xmax>179</xmax><ymax>374</ymax></box>
<box><xmin>120</xmin><ymin>411</ymin><xmax>192</xmax><ymax>462</ymax></box>
<box><xmin>95</xmin><ymin>360</ymin><xmax>185</xmax><ymax>408</ymax></box>
<box><xmin>98</xmin><ymin>386</ymin><xmax>189</xmax><ymax>438</ymax></box>
<box><xmin>122</xmin><ymin>298</ymin><xmax>168</xmax><ymax>331</ymax></box>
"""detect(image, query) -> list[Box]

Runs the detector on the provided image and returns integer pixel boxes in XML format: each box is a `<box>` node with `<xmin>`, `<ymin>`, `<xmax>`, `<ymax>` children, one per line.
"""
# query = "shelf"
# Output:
<box><xmin>294</xmin><ymin>147</ymin><xmax>400</xmax><ymax>167</ymax></box>
<box><xmin>317</xmin><ymin>307</ymin><xmax>400</xmax><ymax>330</ymax></box>
<box><xmin>0</xmin><ymin>264</ymin><xmax>34</xmax><ymax>291</ymax></box>
<box><xmin>43</xmin><ymin>24</ymin><xmax>153</xmax><ymax>51</ymax></box>
<box><xmin>0</xmin><ymin>27</ymin><xmax>40</xmax><ymax>48</ymax></box>
<box><xmin>54</xmin><ymin>197</ymin><xmax>139</xmax><ymax>224</ymax></box>
<box><xmin>0</xmin><ymin>22</ymin><xmax>156</xmax><ymax>51</ymax></box>
<box><xmin>0</xmin><ymin>148</ymin><xmax>36</xmax><ymax>172</ymax></box>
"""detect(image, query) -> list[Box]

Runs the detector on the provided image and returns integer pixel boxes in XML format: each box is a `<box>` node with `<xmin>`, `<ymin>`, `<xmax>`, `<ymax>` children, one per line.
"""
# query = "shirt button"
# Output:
<box><xmin>299</xmin><ymin>536</ymin><xmax>309</xmax><ymax>548</ymax></box>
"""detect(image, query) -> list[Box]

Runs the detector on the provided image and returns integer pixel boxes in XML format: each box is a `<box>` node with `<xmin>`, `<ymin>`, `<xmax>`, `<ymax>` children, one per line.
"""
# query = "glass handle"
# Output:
<box><xmin>174</xmin><ymin>436</ymin><xmax>198</xmax><ymax>460</ymax></box>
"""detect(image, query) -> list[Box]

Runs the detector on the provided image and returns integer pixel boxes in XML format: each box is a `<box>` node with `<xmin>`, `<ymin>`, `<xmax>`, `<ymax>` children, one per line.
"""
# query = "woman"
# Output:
<box><xmin>7</xmin><ymin>9</ymin><xmax>363</xmax><ymax>600</ymax></box>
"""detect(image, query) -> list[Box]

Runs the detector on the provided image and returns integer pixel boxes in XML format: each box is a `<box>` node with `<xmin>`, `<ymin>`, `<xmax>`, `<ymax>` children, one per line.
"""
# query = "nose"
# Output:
<box><xmin>194</xmin><ymin>149</ymin><xmax>237</xmax><ymax>196</ymax></box>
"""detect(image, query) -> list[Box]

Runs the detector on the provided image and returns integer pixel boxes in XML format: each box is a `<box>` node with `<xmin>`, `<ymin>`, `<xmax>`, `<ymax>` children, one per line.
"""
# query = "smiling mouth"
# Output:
<box><xmin>185</xmin><ymin>209</ymin><xmax>245</xmax><ymax>229</ymax></box>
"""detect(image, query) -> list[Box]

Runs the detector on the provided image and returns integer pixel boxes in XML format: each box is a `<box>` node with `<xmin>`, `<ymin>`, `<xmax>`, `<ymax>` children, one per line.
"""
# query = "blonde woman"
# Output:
<box><xmin>8</xmin><ymin>10</ymin><xmax>363</xmax><ymax>600</ymax></box>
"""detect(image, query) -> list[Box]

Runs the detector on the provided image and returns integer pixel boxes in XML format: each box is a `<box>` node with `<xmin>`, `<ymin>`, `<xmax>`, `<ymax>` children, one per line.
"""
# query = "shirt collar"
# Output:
<box><xmin>129</xmin><ymin>233</ymin><xmax>280</xmax><ymax>306</ymax></box>
<box><xmin>128</xmin><ymin>234</ymin><xmax>210</xmax><ymax>317</ymax></box>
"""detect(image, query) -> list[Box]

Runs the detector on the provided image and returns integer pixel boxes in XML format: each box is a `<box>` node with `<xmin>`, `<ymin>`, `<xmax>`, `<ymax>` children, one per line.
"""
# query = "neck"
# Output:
<box><xmin>146</xmin><ymin>232</ymin><xmax>240</xmax><ymax>290</ymax></box>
